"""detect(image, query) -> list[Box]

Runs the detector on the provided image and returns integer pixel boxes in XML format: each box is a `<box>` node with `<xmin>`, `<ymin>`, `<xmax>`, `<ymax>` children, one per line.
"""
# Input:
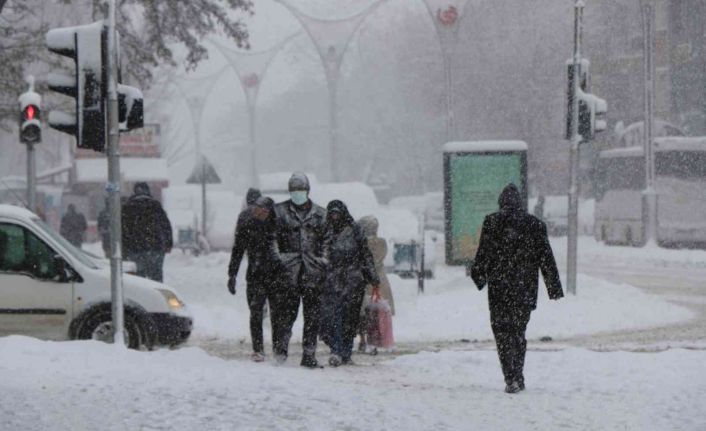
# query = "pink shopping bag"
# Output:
<box><xmin>366</xmin><ymin>291</ymin><xmax>394</xmax><ymax>349</ymax></box>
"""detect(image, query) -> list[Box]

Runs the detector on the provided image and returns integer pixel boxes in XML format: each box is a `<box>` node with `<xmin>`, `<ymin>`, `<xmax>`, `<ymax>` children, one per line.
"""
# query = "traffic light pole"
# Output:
<box><xmin>26</xmin><ymin>142</ymin><xmax>36</xmax><ymax>211</ymax></box>
<box><xmin>106</xmin><ymin>0</ymin><xmax>125</xmax><ymax>346</ymax></box>
<box><xmin>566</xmin><ymin>0</ymin><xmax>584</xmax><ymax>296</ymax></box>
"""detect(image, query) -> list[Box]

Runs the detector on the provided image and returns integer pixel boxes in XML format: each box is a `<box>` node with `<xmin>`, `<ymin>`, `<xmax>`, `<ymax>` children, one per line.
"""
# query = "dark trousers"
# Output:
<box><xmin>129</xmin><ymin>251</ymin><xmax>165</xmax><ymax>282</ymax></box>
<box><xmin>278</xmin><ymin>280</ymin><xmax>322</xmax><ymax>358</ymax></box>
<box><xmin>324</xmin><ymin>290</ymin><xmax>364</xmax><ymax>360</ymax></box>
<box><xmin>246</xmin><ymin>281</ymin><xmax>279</xmax><ymax>354</ymax></box>
<box><xmin>490</xmin><ymin>306</ymin><xmax>531</xmax><ymax>385</ymax></box>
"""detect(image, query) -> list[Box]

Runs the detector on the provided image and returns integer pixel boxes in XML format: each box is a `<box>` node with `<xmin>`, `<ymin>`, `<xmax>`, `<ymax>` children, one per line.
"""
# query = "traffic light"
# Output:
<box><xmin>566</xmin><ymin>58</ymin><xmax>607</xmax><ymax>141</ymax></box>
<box><xmin>45</xmin><ymin>21</ymin><xmax>107</xmax><ymax>152</ymax></box>
<box><xmin>118</xmin><ymin>84</ymin><xmax>144</xmax><ymax>132</ymax></box>
<box><xmin>18</xmin><ymin>77</ymin><xmax>42</xmax><ymax>144</ymax></box>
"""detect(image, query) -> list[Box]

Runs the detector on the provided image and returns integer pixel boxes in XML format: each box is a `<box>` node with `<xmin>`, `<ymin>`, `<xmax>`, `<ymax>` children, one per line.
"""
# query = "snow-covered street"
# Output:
<box><xmin>1</xmin><ymin>335</ymin><xmax>705</xmax><ymax>431</ymax></box>
<box><xmin>2</xmin><ymin>237</ymin><xmax>705</xmax><ymax>430</ymax></box>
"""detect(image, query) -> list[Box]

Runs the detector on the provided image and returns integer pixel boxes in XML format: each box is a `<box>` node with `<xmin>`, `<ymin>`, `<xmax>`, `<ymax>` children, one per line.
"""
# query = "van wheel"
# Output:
<box><xmin>76</xmin><ymin>308</ymin><xmax>146</xmax><ymax>350</ymax></box>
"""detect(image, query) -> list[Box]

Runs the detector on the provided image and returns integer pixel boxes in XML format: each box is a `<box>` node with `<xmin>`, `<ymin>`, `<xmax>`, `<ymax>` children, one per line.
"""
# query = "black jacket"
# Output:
<box><xmin>122</xmin><ymin>194</ymin><xmax>173</xmax><ymax>254</ymax></box>
<box><xmin>323</xmin><ymin>206</ymin><xmax>380</xmax><ymax>297</ymax></box>
<box><xmin>227</xmin><ymin>207</ymin><xmax>284</xmax><ymax>285</ymax></box>
<box><xmin>274</xmin><ymin>199</ymin><xmax>329</xmax><ymax>289</ymax></box>
<box><xmin>471</xmin><ymin>185</ymin><xmax>563</xmax><ymax>310</ymax></box>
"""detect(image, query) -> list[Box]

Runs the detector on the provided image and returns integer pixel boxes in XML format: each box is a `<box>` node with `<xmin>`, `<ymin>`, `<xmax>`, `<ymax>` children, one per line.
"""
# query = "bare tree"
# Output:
<box><xmin>0</xmin><ymin>0</ymin><xmax>252</xmax><ymax>125</ymax></box>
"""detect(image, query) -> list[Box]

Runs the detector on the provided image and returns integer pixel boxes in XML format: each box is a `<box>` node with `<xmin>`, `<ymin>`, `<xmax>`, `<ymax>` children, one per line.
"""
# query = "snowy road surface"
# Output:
<box><xmin>1</xmin><ymin>238</ymin><xmax>704</xmax><ymax>430</ymax></box>
<box><xmin>1</xmin><ymin>336</ymin><xmax>704</xmax><ymax>431</ymax></box>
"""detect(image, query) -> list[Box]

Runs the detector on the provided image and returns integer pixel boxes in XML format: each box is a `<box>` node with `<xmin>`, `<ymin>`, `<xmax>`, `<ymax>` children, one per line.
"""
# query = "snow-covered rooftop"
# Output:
<box><xmin>443</xmin><ymin>140</ymin><xmax>528</xmax><ymax>153</ymax></box>
<box><xmin>75</xmin><ymin>158</ymin><xmax>169</xmax><ymax>183</ymax></box>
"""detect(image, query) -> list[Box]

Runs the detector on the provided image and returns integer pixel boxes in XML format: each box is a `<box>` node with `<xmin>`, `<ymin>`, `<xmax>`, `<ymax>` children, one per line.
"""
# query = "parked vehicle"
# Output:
<box><xmin>594</xmin><ymin>137</ymin><xmax>706</xmax><ymax>247</ymax></box>
<box><xmin>0</xmin><ymin>204</ymin><xmax>192</xmax><ymax>349</ymax></box>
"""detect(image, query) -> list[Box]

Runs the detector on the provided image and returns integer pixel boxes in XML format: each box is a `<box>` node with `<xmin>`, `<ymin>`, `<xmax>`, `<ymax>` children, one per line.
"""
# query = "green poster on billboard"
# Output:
<box><xmin>444</xmin><ymin>142</ymin><xmax>527</xmax><ymax>265</ymax></box>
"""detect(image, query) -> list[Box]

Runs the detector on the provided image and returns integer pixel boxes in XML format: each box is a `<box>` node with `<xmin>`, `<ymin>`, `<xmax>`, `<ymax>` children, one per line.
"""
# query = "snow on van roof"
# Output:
<box><xmin>0</xmin><ymin>204</ymin><xmax>36</xmax><ymax>220</ymax></box>
<box><xmin>443</xmin><ymin>141</ymin><xmax>528</xmax><ymax>153</ymax></box>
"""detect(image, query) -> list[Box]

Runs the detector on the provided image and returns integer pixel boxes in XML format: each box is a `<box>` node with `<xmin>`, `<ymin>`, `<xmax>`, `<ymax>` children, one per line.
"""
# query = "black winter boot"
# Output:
<box><xmin>300</xmin><ymin>354</ymin><xmax>320</xmax><ymax>369</ymax></box>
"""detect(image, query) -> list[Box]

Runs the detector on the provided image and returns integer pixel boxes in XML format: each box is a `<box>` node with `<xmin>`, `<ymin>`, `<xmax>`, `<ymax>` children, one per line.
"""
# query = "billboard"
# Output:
<box><xmin>443</xmin><ymin>142</ymin><xmax>527</xmax><ymax>266</ymax></box>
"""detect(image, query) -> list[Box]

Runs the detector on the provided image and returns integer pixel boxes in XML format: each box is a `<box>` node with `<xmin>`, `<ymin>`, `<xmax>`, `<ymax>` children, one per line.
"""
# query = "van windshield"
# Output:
<box><xmin>656</xmin><ymin>151</ymin><xmax>706</xmax><ymax>180</ymax></box>
<box><xmin>33</xmin><ymin>218</ymin><xmax>99</xmax><ymax>269</ymax></box>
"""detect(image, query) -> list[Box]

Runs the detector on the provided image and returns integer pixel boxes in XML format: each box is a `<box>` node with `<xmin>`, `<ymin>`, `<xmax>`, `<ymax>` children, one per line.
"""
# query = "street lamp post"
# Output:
<box><xmin>273</xmin><ymin>0</ymin><xmax>386</xmax><ymax>181</ymax></box>
<box><xmin>173</xmin><ymin>68</ymin><xmax>226</xmax><ymax>235</ymax></box>
<box><xmin>422</xmin><ymin>0</ymin><xmax>472</xmax><ymax>142</ymax></box>
<box><xmin>639</xmin><ymin>0</ymin><xmax>658</xmax><ymax>245</ymax></box>
<box><xmin>210</xmin><ymin>32</ymin><xmax>300</xmax><ymax>188</ymax></box>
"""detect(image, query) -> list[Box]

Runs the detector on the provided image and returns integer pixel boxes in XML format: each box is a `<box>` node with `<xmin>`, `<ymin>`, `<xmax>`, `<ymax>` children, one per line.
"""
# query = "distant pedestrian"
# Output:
<box><xmin>227</xmin><ymin>196</ymin><xmax>287</xmax><ymax>362</ymax></box>
<box><xmin>60</xmin><ymin>204</ymin><xmax>87</xmax><ymax>248</ymax></box>
<box><xmin>319</xmin><ymin>201</ymin><xmax>380</xmax><ymax>367</ymax></box>
<box><xmin>471</xmin><ymin>183</ymin><xmax>563</xmax><ymax>394</ymax></box>
<box><xmin>356</xmin><ymin>215</ymin><xmax>394</xmax><ymax>353</ymax></box>
<box><xmin>273</xmin><ymin>173</ymin><xmax>329</xmax><ymax>368</ymax></box>
<box><xmin>97</xmin><ymin>198</ymin><xmax>110</xmax><ymax>257</ymax></box>
<box><xmin>122</xmin><ymin>182</ymin><xmax>173</xmax><ymax>282</ymax></box>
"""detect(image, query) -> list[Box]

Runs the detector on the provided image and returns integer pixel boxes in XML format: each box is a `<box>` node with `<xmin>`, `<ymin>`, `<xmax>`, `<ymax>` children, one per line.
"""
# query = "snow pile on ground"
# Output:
<box><xmin>163</xmin><ymin>250</ymin><xmax>693</xmax><ymax>344</ymax></box>
<box><xmin>1</xmin><ymin>335</ymin><xmax>704</xmax><ymax>430</ymax></box>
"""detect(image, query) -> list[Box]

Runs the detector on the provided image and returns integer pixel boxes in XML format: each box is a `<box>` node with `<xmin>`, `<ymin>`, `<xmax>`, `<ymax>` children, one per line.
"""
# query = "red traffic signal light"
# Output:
<box><xmin>25</xmin><ymin>105</ymin><xmax>37</xmax><ymax>120</ymax></box>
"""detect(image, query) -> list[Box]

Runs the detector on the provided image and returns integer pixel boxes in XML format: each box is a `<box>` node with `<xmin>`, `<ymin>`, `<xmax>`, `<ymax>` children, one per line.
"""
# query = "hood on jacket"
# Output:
<box><xmin>246</xmin><ymin>188</ymin><xmax>262</xmax><ymax>205</ymax></box>
<box><xmin>326</xmin><ymin>200</ymin><xmax>354</xmax><ymax>230</ymax></box>
<box><xmin>288</xmin><ymin>172</ymin><xmax>310</xmax><ymax>192</ymax></box>
<box><xmin>358</xmin><ymin>215</ymin><xmax>379</xmax><ymax>237</ymax></box>
<box><xmin>133</xmin><ymin>182</ymin><xmax>151</xmax><ymax>197</ymax></box>
<box><xmin>498</xmin><ymin>183</ymin><xmax>524</xmax><ymax>212</ymax></box>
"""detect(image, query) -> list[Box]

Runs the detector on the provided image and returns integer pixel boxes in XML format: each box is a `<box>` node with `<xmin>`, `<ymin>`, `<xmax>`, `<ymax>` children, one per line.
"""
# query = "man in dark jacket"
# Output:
<box><xmin>471</xmin><ymin>183</ymin><xmax>563</xmax><ymax>394</ymax></box>
<box><xmin>122</xmin><ymin>182</ymin><xmax>173</xmax><ymax>282</ymax></box>
<box><xmin>60</xmin><ymin>204</ymin><xmax>87</xmax><ymax>248</ymax></box>
<box><xmin>274</xmin><ymin>172</ymin><xmax>329</xmax><ymax>368</ymax></box>
<box><xmin>227</xmin><ymin>196</ymin><xmax>287</xmax><ymax>362</ymax></box>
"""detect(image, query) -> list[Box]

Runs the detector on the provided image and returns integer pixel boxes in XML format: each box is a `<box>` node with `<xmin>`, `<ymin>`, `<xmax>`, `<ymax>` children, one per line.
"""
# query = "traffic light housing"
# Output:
<box><xmin>566</xmin><ymin>58</ymin><xmax>607</xmax><ymax>141</ymax></box>
<box><xmin>46</xmin><ymin>21</ymin><xmax>107</xmax><ymax>152</ymax></box>
<box><xmin>18</xmin><ymin>78</ymin><xmax>42</xmax><ymax>144</ymax></box>
<box><xmin>118</xmin><ymin>84</ymin><xmax>144</xmax><ymax>132</ymax></box>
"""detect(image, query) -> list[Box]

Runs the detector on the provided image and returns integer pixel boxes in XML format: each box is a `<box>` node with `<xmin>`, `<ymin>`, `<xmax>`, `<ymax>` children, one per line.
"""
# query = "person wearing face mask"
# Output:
<box><xmin>227</xmin><ymin>196</ymin><xmax>286</xmax><ymax>362</ymax></box>
<box><xmin>273</xmin><ymin>172</ymin><xmax>330</xmax><ymax>368</ymax></box>
<box><xmin>319</xmin><ymin>201</ymin><xmax>380</xmax><ymax>367</ymax></box>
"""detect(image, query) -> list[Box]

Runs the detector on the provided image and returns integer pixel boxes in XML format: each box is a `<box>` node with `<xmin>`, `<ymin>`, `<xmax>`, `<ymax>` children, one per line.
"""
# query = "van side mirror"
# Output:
<box><xmin>53</xmin><ymin>254</ymin><xmax>76</xmax><ymax>283</ymax></box>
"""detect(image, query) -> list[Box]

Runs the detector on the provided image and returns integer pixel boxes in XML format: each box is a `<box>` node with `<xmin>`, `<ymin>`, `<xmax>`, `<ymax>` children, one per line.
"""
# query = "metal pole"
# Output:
<box><xmin>26</xmin><ymin>142</ymin><xmax>36</xmax><ymax>211</ymax></box>
<box><xmin>107</xmin><ymin>0</ymin><xmax>125</xmax><ymax>346</ymax></box>
<box><xmin>328</xmin><ymin>76</ymin><xmax>339</xmax><ymax>182</ymax></box>
<box><xmin>248</xmin><ymin>104</ymin><xmax>258</xmax><ymax>187</ymax></box>
<box><xmin>201</xmin><ymin>162</ymin><xmax>207</xmax><ymax>237</ymax></box>
<box><xmin>444</xmin><ymin>48</ymin><xmax>455</xmax><ymax>141</ymax></box>
<box><xmin>641</xmin><ymin>0</ymin><xmax>658</xmax><ymax>245</ymax></box>
<box><xmin>566</xmin><ymin>0</ymin><xmax>584</xmax><ymax>295</ymax></box>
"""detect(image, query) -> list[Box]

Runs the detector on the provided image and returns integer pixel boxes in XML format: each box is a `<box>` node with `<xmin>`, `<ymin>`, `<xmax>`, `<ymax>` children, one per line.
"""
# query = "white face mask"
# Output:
<box><xmin>290</xmin><ymin>191</ymin><xmax>308</xmax><ymax>206</ymax></box>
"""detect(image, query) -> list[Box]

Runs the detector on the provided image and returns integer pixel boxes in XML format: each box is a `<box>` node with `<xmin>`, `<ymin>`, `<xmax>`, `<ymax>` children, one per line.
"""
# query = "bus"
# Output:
<box><xmin>594</xmin><ymin>137</ymin><xmax>706</xmax><ymax>247</ymax></box>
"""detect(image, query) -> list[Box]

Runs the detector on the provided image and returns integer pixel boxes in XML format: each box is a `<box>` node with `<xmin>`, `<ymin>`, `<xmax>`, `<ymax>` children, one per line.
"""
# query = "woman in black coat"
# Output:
<box><xmin>320</xmin><ymin>200</ymin><xmax>379</xmax><ymax>367</ymax></box>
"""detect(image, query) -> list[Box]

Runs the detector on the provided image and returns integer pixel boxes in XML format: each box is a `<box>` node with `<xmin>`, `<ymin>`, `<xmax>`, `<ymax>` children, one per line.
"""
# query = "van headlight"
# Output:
<box><xmin>158</xmin><ymin>289</ymin><xmax>184</xmax><ymax>311</ymax></box>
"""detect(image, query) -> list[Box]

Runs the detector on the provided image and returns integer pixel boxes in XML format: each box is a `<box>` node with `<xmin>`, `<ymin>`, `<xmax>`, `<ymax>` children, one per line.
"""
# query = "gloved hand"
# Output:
<box><xmin>227</xmin><ymin>276</ymin><xmax>237</xmax><ymax>295</ymax></box>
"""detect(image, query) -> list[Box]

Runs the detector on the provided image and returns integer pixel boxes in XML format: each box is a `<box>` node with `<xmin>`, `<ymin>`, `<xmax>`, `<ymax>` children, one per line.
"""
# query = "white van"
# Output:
<box><xmin>0</xmin><ymin>205</ymin><xmax>192</xmax><ymax>349</ymax></box>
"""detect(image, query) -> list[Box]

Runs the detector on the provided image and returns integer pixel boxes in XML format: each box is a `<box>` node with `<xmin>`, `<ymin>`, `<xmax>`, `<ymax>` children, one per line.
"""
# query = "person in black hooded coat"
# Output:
<box><xmin>471</xmin><ymin>183</ymin><xmax>563</xmax><ymax>393</ymax></box>
<box><xmin>319</xmin><ymin>200</ymin><xmax>380</xmax><ymax>367</ymax></box>
<box><xmin>227</xmin><ymin>196</ymin><xmax>287</xmax><ymax>362</ymax></box>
